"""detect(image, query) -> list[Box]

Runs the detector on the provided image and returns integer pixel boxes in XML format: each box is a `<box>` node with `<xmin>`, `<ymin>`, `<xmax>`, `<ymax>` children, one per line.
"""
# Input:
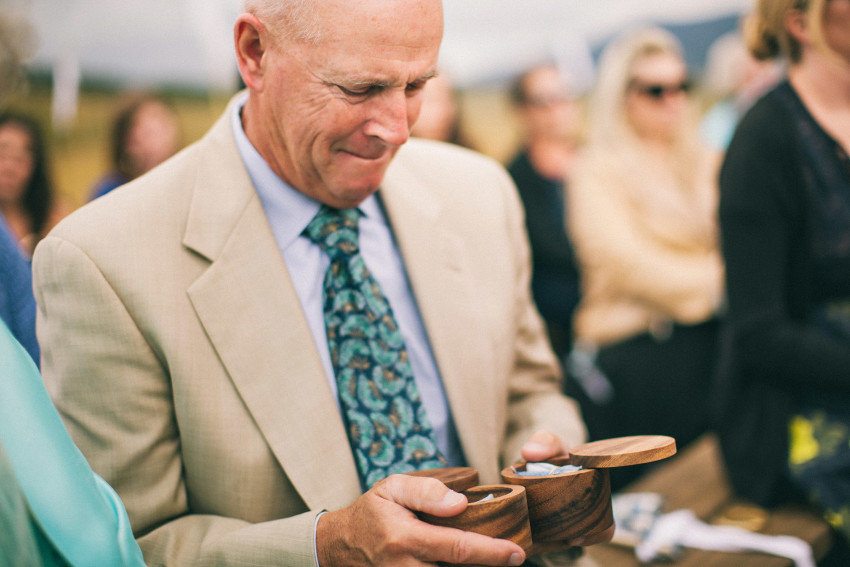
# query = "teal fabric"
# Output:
<box><xmin>0</xmin><ymin>438</ymin><xmax>43</xmax><ymax>566</ymax></box>
<box><xmin>0</xmin><ymin>438</ymin><xmax>71</xmax><ymax>567</ymax></box>
<box><xmin>304</xmin><ymin>205</ymin><xmax>446</xmax><ymax>489</ymax></box>
<box><xmin>0</xmin><ymin>320</ymin><xmax>145</xmax><ymax>566</ymax></box>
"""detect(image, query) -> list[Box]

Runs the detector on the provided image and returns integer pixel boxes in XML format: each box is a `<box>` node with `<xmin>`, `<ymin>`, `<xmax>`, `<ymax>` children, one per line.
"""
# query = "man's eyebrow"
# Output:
<box><xmin>344</xmin><ymin>79</ymin><xmax>393</xmax><ymax>89</ymax></box>
<box><xmin>341</xmin><ymin>71</ymin><xmax>439</xmax><ymax>88</ymax></box>
<box><xmin>417</xmin><ymin>71</ymin><xmax>439</xmax><ymax>83</ymax></box>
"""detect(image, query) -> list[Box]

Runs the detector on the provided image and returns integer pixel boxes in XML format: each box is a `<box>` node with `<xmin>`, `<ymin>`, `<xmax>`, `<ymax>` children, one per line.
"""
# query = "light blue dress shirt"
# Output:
<box><xmin>229</xmin><ymin>93</ymin><xmax>464</xmax><ymax>467</ymax></box>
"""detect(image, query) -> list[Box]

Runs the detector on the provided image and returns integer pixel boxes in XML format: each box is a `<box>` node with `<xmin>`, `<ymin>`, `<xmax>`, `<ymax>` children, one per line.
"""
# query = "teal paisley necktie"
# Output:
<box><xmin>304</xmin><ymin>205</ymin><xmax>446</xmax><ymax>489</ymax></box>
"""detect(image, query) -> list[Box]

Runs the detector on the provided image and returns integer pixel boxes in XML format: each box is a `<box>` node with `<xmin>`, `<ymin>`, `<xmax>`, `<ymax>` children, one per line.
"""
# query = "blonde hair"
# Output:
<box><xmin>573</xmin><ymin>27</ymin><xmax>718</xmax><ymax>281</ymax></box>
<box><xmin>242</xmin><ymin>0</ymin><xmax>323</xmax><ymax>44</ymax></box>
<box><xmin>586</xmin><ymin>26</ymin><xmax>701</xmax><ymax>184</ymax></box>
<box><xmin>744</xmin><ymin>0</ymin><xmax>828</xmax><ymax>63</ymax></box>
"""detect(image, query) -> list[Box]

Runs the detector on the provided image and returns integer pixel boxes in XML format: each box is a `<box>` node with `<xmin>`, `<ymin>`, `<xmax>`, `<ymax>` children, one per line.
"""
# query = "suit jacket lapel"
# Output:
<box><xmin>181</xmin><ymin>108</ymin><xmax>361</xmax><ymax>511</ymax></box>
<box><xmin>178</xmin><ymin>105</ymin><xmax>500</xmax><ymax>508</ymax></box>
<box><xmin>381</xmin><ymin>154</ymin><xmax>500</xmax><ymax>478</ymax></box>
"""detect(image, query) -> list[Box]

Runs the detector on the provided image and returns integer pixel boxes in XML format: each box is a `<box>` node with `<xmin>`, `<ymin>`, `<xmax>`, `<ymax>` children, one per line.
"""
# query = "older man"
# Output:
<box><xmin>33</xmin><ymin>1</ymin><xmax>591</xmax><ymax>565</ymax></box>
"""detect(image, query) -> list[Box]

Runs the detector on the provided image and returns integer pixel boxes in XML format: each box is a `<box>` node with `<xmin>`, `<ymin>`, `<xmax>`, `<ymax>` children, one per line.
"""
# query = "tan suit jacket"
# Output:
<box><xmin>33</xmin><ymin>95</ymin><xmax>586</xmax><ymax>566</ymax></box>
<box><xmin>569</xmin><ymin>148</ymin><xmax>723</xmax><ymax>346</ymax></box>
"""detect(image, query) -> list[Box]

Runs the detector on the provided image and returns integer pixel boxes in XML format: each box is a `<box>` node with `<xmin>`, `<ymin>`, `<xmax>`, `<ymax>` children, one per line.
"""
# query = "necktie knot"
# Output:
<box><xmin>303</xmin><ymin>205</ymin><xmax>362</xmax><ymax>259</ymax></box>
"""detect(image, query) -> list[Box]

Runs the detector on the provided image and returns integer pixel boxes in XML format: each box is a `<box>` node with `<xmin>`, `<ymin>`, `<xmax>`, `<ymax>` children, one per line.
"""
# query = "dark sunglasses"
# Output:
<box><xmin>629</xmin><ymin>80</ymin><xmax>692</xmax><ymax>100</ymax></box>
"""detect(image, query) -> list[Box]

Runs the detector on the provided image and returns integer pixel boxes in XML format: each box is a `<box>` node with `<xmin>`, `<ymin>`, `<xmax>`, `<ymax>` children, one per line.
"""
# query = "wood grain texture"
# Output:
<box><xmin>405</xmin><ymin>467</ymin><xmax>479</xmax><ymax>493</ymax></box>
<box><xmin>568</xmin><ymin>435</ymin><xmax>676</xmax><ymax>468</ymax></box>
<box><xmin>501</xmin><ymin>457</ymin><xmax>614</xmax><ymax>543</ymax></box>
<box><xmin>587</xmin><ymin>434</ymin><xmax>833</xmax><ymax>567</ymax></box>
<box><xmin>418</xmin><ymin>484</ymin><xmax>533</xmax><ymax>552</ymax></box>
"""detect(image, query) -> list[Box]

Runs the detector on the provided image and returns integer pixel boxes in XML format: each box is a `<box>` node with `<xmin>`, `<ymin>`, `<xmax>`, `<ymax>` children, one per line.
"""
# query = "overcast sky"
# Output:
<box><xmin>18</xmin><ymin>0</ymin><xmax>755</xmax><ymax>92</ymax></box>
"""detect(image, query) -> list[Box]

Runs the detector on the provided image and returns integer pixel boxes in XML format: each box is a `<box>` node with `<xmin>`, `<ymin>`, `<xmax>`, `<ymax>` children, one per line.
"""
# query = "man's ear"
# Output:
<box><xmin>235</xmin><ymin>13</ymin><xmax>268</xmax><ymax>91</ymax></box>
<box><xmin>784</xmin><ymin>8</ymin><xmax>809</xmax><ymax>46</ymax></box>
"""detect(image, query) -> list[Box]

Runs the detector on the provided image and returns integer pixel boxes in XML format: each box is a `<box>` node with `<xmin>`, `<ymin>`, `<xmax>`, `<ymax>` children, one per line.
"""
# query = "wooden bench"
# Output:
<box><xmin>585</xmin><ymin>433</ymin><xmax>833</xmax><ymax>566</ymax></box>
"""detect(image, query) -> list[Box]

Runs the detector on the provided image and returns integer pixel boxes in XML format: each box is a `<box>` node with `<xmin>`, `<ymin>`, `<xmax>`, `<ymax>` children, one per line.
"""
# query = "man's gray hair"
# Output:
<box><xmin>243</xmin><ymin>0</ymin><xmax>323</xmax><ymax>44</ymax></box>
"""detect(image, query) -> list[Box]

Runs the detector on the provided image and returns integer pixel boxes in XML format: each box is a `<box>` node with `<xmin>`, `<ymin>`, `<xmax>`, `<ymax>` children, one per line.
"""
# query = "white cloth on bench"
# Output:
<box><xmin>636</xmin><ymin>509</ymin><xmax>815</xmax><ymax>567</ymax></box>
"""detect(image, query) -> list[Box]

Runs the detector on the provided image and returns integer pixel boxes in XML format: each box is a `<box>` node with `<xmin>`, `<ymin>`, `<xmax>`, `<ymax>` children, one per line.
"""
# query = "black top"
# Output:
<box><xmin>716</xmin><ymin>80</ymin><xmax>850</xmax><ymax>505</ymax></box>
<box><xmin>508</xmin><ymin>150</ymin><xmax>580</xmax><ymax>348</ymax></box>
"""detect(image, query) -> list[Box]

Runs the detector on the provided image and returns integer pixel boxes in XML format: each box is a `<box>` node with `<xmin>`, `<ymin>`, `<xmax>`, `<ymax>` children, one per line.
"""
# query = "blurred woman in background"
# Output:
<box><xmin>88</xmin><ymin>93</ymin><xmax>181</xmax><ymax>201</ymax></box>
<box><xmin>507</xmin><ymin>63</ymin><xmax>584</xmax><ymax>361</ymax></box>
<box><xmin>567</xmin><ymin>27</ymin><xmax>724</xmax><ymax>487</ymax></box>
<box><xmin>410</xmin><ymin>73</ymin><xmax>465</xmax><ymax>146</ymax></box>
<box><xmin>0</xmin><ymin>112</ymin><xmax>69</xmax><ymax>257</ymax></box>
<box><xmin>715</xmin><ymin>0</ymin><xmax>850</xmax><ymax>554</ymax></box>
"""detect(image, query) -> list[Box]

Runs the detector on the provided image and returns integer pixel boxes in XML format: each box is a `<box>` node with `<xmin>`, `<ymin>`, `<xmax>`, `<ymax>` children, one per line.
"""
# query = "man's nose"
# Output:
<box><xmin>363</xmin><ymin>90</ymin><xmax>411</xmax><ymax>147</ymax></box>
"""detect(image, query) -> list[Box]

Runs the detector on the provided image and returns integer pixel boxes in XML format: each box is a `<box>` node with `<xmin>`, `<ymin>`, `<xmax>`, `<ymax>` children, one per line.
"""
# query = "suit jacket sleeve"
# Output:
<box><xmin>494</xmin><ymin>157</ymin><xmax>588</xmax><ymax>464</ymax></box>
<box><xmin>33</xmin><ymin>236</ymin><xmax>320</xmax><ymax>567</ymax></box>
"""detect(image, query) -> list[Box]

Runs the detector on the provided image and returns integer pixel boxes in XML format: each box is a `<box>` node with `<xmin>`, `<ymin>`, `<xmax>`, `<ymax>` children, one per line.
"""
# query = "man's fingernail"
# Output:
<box><xmin>509</xmin><ymin>552</ymin><xmax>524</xmax><ymax>566</ymax></box>
<box><xmin>524</xmin><ymin>442</ymin><xmax>547</xmax><ymax>454</ymax></box>
<box><xmin>442</xmin><ymin>490</ymin><xmax>465</xmax><ymax>507</ymax></box>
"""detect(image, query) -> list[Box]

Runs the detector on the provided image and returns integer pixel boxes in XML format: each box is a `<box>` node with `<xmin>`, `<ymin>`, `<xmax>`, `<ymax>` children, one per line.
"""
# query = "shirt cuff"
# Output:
<box><xmin>314</xmin><ymin>510</ymin><xmax>328</xmax><ymax>567</ymax></box>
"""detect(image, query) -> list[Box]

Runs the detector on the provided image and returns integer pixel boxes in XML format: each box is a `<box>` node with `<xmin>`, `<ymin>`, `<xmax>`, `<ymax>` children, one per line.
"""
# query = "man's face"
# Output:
<box><xmin>624</xmin><ymin>52</ymin><xmax>690</xmax><ymax>144</ymax></box>
<box><xmin>0</xmin><ymin>124</ymin><xmax>34</xmax><ymax>204</ymax></box>
<box><xmin>249</xmin><ymin>0</ymin><xmax>443</xmax><ymax>209</ymax></box>
<box><xmin>520</xmin><ymin>66</ymin><xmax>580</xmax><ymax>143</ymax></box>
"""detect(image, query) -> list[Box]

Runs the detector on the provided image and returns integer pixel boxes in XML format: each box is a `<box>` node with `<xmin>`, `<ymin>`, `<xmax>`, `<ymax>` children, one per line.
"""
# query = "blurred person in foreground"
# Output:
<box><xmin>0</xmin><ymin>112</ymin><xmax>71</xmax><ymax>257</ymax></box>
<box><xmin>507</xmin><ymin>64</ymin><xmax>583</xmax><ymax>360</ymax></box>
<box><xmin>88</xmin><ymin>93</ymin><xmax>181</xmax><ymax>201</ymax></box>
<box><xmin>32</xmin><ymin>0</ymin><xmax>601</xmax><ymax>565</ymax></box>
<box><xmin>0</xmin><ymin>216</ymin><xmax>38</xmax><ymax>365</ymax></box>
<box><xmin>567</xmin><ymin>27</ymin><xmax>724</xmax><ymax>487</ymax></box>
<box><xmin>0</xmin><ymin>12</ymin><xmax>143</xmax><ymax>566</ymax></box>
<box><xmin>0</xmin><ymin>318</ymin><xmax>145</xmax><ymax>567</ymax></box>
<box><xmin>0</xmin><ymin>16</ymin><xmax>39</xmax><ymax>367</ymax></box>
<box><xmin>715</xmin><ymin>0</ymin><xmax>850</xmax><ymax>554</ymax></box>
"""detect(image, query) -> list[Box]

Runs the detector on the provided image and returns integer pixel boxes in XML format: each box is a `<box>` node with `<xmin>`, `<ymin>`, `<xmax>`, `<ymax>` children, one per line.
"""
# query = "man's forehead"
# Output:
<box><xmin>304</xmin><ymin>38</ymin><xmax>440</xmax><ymax>81</ymax></box>
<box><xmin>314</xmin><ymin>0</ymin><xmax>443</xmax><ymax>35</ymax></box>
<box><xmin>307</xmin><ymin>0</ymin><xmax>443</xmax><ymax>55</ymax></box>
<box><xmin>279</xmin><ymin>0</ymin><xmax>443</xmax><ymax>85</ymax></box>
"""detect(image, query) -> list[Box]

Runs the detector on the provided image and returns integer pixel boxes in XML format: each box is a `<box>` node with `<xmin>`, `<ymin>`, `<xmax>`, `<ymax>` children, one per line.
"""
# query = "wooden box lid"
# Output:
<box><xmin>568</xmin><ymin>435</ymin><xmax>676</xmax><ymax>469</ymax></box>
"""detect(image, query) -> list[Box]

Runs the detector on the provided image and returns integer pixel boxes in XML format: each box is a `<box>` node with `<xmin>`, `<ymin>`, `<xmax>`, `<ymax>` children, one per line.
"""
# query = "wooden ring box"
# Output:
<box><xmin>418</xmin><ymin>484</ymin><xmax>533</xmax><ymax>550</ymax></box>
<box><xmin>501</xmin><ymin>456</ymin><xmax>611</xmax><ymax>543</ymax></box>
<box><xmin>411</xmin><ymin>435</ymin><xmax>676</xmax><ymax>548</ymax></box>
<box><xmin>408</xmin><ymin>467</ymin><xmax>533</xmax><ymax>549</ymax></box>
<box><xmin>501</xmin><ymin>435</ymin><xmax>676</xmax><ymax>544</ymax></box>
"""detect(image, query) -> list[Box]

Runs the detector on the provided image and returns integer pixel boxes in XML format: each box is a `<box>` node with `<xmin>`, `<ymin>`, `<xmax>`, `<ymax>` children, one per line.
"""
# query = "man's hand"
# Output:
<box><xmin>520</xmin><ymin>430</ymin><xmax>566</xmax><ymax>463</ymax></box>
<box><xmin>317</xmin><ymin>474</ymin><xmax>527</xmax><ymax>566</ymax></box>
